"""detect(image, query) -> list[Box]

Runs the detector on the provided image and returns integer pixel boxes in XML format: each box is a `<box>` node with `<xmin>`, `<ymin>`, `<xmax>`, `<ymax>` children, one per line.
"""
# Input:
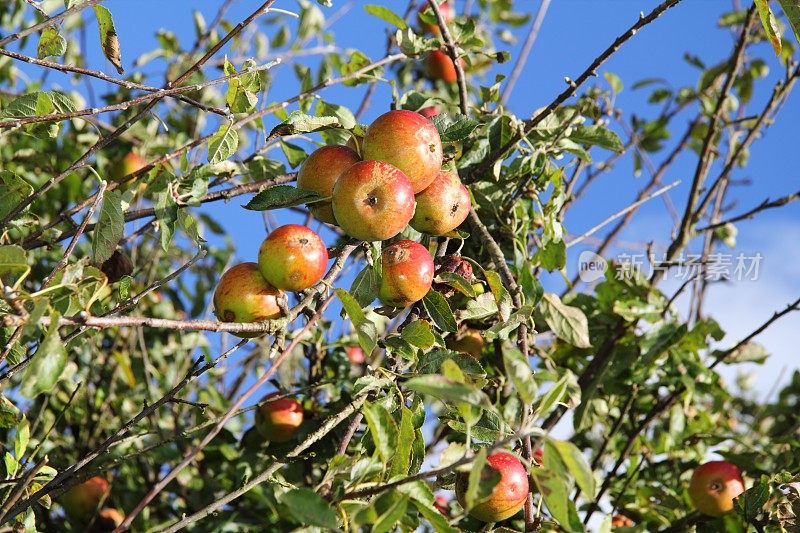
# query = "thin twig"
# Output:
<box><xmin>500</xmin><ymin>0</ymin><xmax>551</xmax><ymax>105</ymax></box>
<box><xmin>0</xmin><ymin>0</ymin><xmax>103</xmax><ymax>47</ymax></box>
<box><xmin>695</xmin><ymin>189</ymin><xmax>800</xmax><ymax>233</ymax></box>
<box><xmin>428</xmin><ymin>0</ymin><xmax>468</xmax><ymax>115</ymax></box>
<box><xmin>567</xmin><ymin>181</ymin><xmax>681</xmax><ymax>248</ymax></box>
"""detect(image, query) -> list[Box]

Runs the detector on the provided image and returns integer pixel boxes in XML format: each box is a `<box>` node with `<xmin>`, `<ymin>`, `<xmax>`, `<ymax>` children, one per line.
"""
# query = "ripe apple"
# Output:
<box><xmin>213</xmin><ymin>262</ymin><xmax>283</xmax><ymax>337</ymax></box>
<box><xmin>426</xmin><ymin>50</ymin><xmax>459</xmax><ymax>84</ymax></box>
<box><xmin>378</xmin><ymin>240</ymin><xmax>434</xmax><ymax>307</ymax></box>
<box><xmin>362</xmin><ymin>109</ymin><xmax>443</xmax><ymax>193</ymax></box>
<box><xmin>121</xmin><ymin>152</ymin><xmax>146</xmax><ymax>176</ymax></box>
<box><xmin>255</xmin><ymin>392</ymin><xmax>304</xmax><ymax>442</ymax></box>
<box><xmin>434</xmin><ymin>494</ymin><xmax>450</xmax><ymax>516</ymax></box>
<box><xmin>446</xmin><ymin>329</ymin><xmax>484</xmax><ymax>359</ymax></box>
<box><xmin>346</xmin><ymin>346</ymin><xmax>365</xmax><ymax>364</ymax></box>
<box><xmin>455</xmin><ymin>451</ymin><xmax>529</xmax><ymax>522</ymax></box>
<box><xmin>611</xmin><ymin>514</ymin><xmax>634</xmax><ymax>528</ymax></box>
<box><xmin>331</xmin><ymin>160</ymin><xmax>416</xmax><ymax>241</ymax></box>
<box><xmin>417</xmin><ymin>1</ymin><xmax>454</xmax><ymax>34</ymax></box>
<box><xmin>419</xmin><ymin>106</ymin><xmax>440</xmax><ymax>119</ymax></box>
<box><xmin>411</xmin><ymin>170</ymin><xmax>471</xmax><ymax>235</ymax></box>
<box><xmin>296</xmin><ymin>145</ymin><xmax>360</xmax><ymax>225</ymax></box>
<box><xmin>258</xmin><ymin>224</ymin><xmax>328</xmax><ymax>292</ymax></box>
<box><xmin>533</xmin><ymin>447</ymin><xmax>543</xmax><ymax>465</ymax></box>
<box><xmin>91</xmin><ymin>508</ymin><xmax>125</xmax><ymax>532</ymax></box>
<box><xmin>688</xmin><ymin>460</ymin><xmax>745</xmax><ymax>517</ymax></box>
<box><xmin>61</xmin><ymin>476</ymin><xmax>110</xmax><ymax>518</ymax></box>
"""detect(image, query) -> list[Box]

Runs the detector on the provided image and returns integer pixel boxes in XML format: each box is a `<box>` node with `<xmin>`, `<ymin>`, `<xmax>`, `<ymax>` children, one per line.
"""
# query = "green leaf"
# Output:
<box><xmin>417</xmin><ymin>349</ymin><xmax>485</xmax><ymax>375</ymax></box>
<box><xmin>207</xmin><ymin>123</ymin><xmax>239</xmax><ymax>164</ymax></box>
<box><xmin>93</xmin><ymin>5</ymin><xmax>124</xmax><ymax>74</ymax></box>
<box><xmin>0</xmin><ymin>245</ymin><xmax>29</xmax><ymax>278</ymax></box>
<box><xmin>92</xmin><ymin>188</ymin><xmax>123</xmax><ymax>264</ymax></box>
<box><xmin>533</xmin><ymin>373</ymin><xmax>569</xmax><ymax>419</ymax></box>
<box><xmin>546</xmin><ymin>439</ymin><xmax>596</xmax><ymax>499</ymax></box>
<box><xmin>485</xmin><ymin>305</ymin><xmax>532</xmax><ymax>341</ymax></box>
<box><xmin>431</xmin><ymin>113</ymin><xmax>480</xmax><ymax>143</ymax></box>
<box><xmin>0</xmin><ymin>171</ymin><xmax>33</xmax><ymax>220</ymax></box>
<box><xmin>0</xmin><ymin>396</ymin><xmax>21</xmax><ymax>430</ymax></box>
<box><xmin>350</xmin><ymin>266</ymin><xmax>378</xmax><ymax>307</ymax></box>
<box><xmin>463</xmin><ymin>448</ymin><xmax>500</xmax><ymax>510</ymax></box>
<box><xmin>154</xmin><ymin>191</ymin><xmax>178</xmax><ymax>251</ymax></box>
<box><xmin>401</xmin><ymin>320</ymin><xmax>436</xmax><ymax>349</ymax></box>
<box><xmin>457</xmin><ymin>292</ymin><xmax>498</xmax><ymax>321</ymax></box>
<box><xmin>569</xmin><ymin>125</ymin><xmax>624</xmax><ymax>152</ymax></box>
<box><xmin>372</xmin><ymin>493</ymin><xmax>409</xmax><ymax>533</ymax></box>
<box><xmin>777</xmin><ymin>0</ymin><xmax>800</xmax><ymax>45</ymax></box>
<box><xmin>755</xmin><ymin>0</ymin><xmax>783</xmax><ymax>55</ymax></box>
<box><xmin>405</xmin><ymin>375</ymin><xmax>491</xmax><ymax>409</ymax></box>
<box><xmin>722</xmin><ymin>341</ymin><xmax>770</xmax><ymax>364</ymax></box>
<box><xmin>435</xmin><ymin>272</ymin><xmax>477</xmax><ymax>297</ymax></box>
<box><xmin>503</xmin><ymin>348</ymin><xmax>536</xmax><ymax>404</ymax></box>
<box><xmin>280</xmin><ymin>488</ymin><xmax>337</xmax><ymax>529</ymax></box>
<box><xmin>484</xmin><ymin>270</ymin><xmax>512</xmax><ymax>321</ymax></box>
<box><xmin>336</xmin><ymin>288</ymin><xmax>377</xmax><ymax>355</ymax></box>
<box><xmin>21</xmin><ymin>315</ymin><xmax>67</xmax><ymax>398</ymax></box>
<box><xmin>389</xmin><ymin>406</ymin><xmax>414</xmax><ymax>477</ymax></box>
<box><xmin>269</xmin><ymin>110</ymin><xmax>340</xmax><ymax>139</ymax></box>
<box><xmin>363</xmin><ymin>4</ymin><xmax>408</xmax><ymax>29</ymax></box>
<box><xmin>412</xmin><ymin>500</ymin><xmax>459</xmax><ymax>533</ymax></box>
<box><xmin>533</xmin><ymin>467</ymin><xmax>584</xmax><ymax>532</ymax></box>
<box><xmin>37</xmin><ymin>26</ymin><xmax>67</xmax><ymax>58</ymax></box>
<box><xmin>362</xmin><ymin>402</ymin><xmax>397</xmax><ymax>464</ymax></box>
<box><xmin>243</xmin><ymin>185</ymin><xmax>325</xmax><ymax>211</ymax></box>
<box><xmin>280</xmin><ymin>140</ymin><xmax>307</xmax><ymax>167</ymax></box>
<box><xmin>14</xmin><ymin>418</ymin><xmax>29</xmax><ymax>459</ymax></box>
<box><xmin>422</xmin><ymin>291</ymin><xmax>457</xmax><ymax>332</ymax></box>
<box><xmin>539</xmin><ymin>293</ymin><xmax>591</xmax><ymax>348</ymax></box>
<box><xmin>118</xmin><ymin>275</ymin><xmax>132</xmax><ymax>300</ymax></box>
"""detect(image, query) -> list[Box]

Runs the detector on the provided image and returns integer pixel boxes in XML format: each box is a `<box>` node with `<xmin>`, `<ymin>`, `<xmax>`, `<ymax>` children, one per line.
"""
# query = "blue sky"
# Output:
<box><xmin>9</xmin><ymin>1</ymin><xmax>799</xmax><ymax>400</ymax></box>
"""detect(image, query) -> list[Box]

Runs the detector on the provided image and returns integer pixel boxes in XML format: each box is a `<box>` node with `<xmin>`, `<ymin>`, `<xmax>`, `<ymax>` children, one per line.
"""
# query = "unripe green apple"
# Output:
<box><xmin>258</xmin><ymin>224</ymin><xmax>328</xmax><ymax>292</ymax></box>
<box><xmin>362</xmin><ymin>109</ymin><xmax>443</xmax><ymax>193</ymax></box>
<box><xmin>91</xmin><ymin>508</ymin><xmax>125</xmax><ymax>532</ymax></box>
<box><xmin>688</xmin><ymin>460</ymin><xmax>745</xmax><ymax>517</ymax></box>
<box><xmin>296</xmin><ymin>145</ymin><xmax>360</xmax><ymax>224</ymax></box>
<box><xmin>417</xmin><ymin>1</ymin><xmax>454</xmax><ymax>34</ymax></box>
<box><xmin>411</xmin><ymin>170</ymin><xmax>471</xmax><ymax>235</ymax></box>
<box><xmin>213</xmin><ymin>263</ymin><xmax>283</xmax><ymax>338</ymax></box>
<box><xmin>425</xmin><ymin>50</ymin><xmax>459</xmax><ymax>84</ymax></box>
<box><xmin>445</xmin><ymin>329</ymin><xmax>484</xmax><ymax>359</ymax></box>
<box><xmin>61</xmin><ymin>476</ymin><xmax>110</xmax><ymax>518</ymax></box>
<box><xmin>455</xmin><ymin>451</ymin><xmax>529</xmax><ymax>522</ymax></box>
<box><xmin>331</xmin><ymin>160</ymin><xmax>416</xmax><ymax>241</ymax></box>
<box><xmin>254</xmin><ymin>392</ymin><xmax>304</xmax><ymax>442</ymax></box>
<box><xmin>378</xmin><ymin>240</ymin><xmax>434</xmax><ymax>307</ymax></box>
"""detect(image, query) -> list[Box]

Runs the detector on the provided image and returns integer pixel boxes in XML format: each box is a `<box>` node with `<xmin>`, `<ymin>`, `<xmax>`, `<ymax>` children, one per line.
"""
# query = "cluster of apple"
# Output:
<box><xmin>59</xmin><ymin>475</ymin><xmax>124</xmax><ymax>531</ymax></box>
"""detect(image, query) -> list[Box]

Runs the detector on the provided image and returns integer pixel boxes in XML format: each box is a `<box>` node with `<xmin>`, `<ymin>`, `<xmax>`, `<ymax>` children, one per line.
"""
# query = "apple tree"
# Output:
<box><xmin>0</xmin><ymin>0</ymin><xmax>799</xmax><ymax>531</ymax></box>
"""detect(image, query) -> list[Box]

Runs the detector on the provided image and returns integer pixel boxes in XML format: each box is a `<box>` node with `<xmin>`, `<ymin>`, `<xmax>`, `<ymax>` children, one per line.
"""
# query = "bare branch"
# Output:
<box><xmin>500</xmin><ymin>0</ymin><xmax>551</xmax><ymax>105</ymax></box>
<box><xmin>0</xmin><ymin>0</ymin><xmax>104</xmax><ymax>48</ymax></box>
<box><xmin>695</xmin><ymin>189</ymin><xmax>800</xmax><ymax>233</ymax></box>
<box><xmin>427</xmin><ymin>0</ymin><xmax>468</xmax><ymax>115</ymax></box>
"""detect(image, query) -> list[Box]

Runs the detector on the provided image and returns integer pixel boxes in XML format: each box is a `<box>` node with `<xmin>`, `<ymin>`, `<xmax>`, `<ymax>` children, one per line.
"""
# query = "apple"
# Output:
<box><xmin>611</xmin><ymin>514</ymin><xmax>634</xmax><ymax>528</ymax></box>
<box><xmin>61</xmin><ymin>476</ymin><xmax>110</xmax><ymax>518</ymax></box>
<box><xmin>91</xmin><ymin>508</ymin><xmax>125</xmax><ymax>532</ymax></box>
<box><xmin>346</xmin><ymin>346</ymin><xmax>365</xmax><ymax>364</ymax></box>
<box><xmin>425</xmin><ymin>50</ymin><xmax>459</xmax><ymax>84</ymax></box>
<box><xmin>213</xmin><ymin>262</ymin><xmax>283</xmax><ymax>337</ymax></box>
<box><xmin>434</xmin><ymin>494</ymin><xmax>450</xmax><ymax>516</ymax></box>
<box><xmin>331</xmin><ymin>160</ymin><xmax>416</xmax><ymax>241</ymax></box>
<box><xmin>455</xmin><ymin>451</ymin><xmax>529</xmax><ymax>522</ymax></box>
<box><xmin>362</xmin><ymin>109</ymin><xmax>443</xmax><ymax>193</ymax></box>
<box><xmin>533</xmin><ymin>447</ymin><xmax>543</xmax><ymax>465</ymax></box>
<box><xmin>417</xmin><ymin>1</ymin><xmax>454</xmax><ymax>34</ymax></box>
<box><xmin>255</xmin><ymin>392</ymin><xmax>304</xmax><ymax>442</ymax></box>
<box><xmin>296</xmin><ymin>145</ymin><xmax>360</xmax><ymax>224</ymax></box>
<box><xmin>419</xmin><ymin>106</ymin><xmax>440</xmax><ymax>119</ymax></box>
<box><xmin>258</xmin><ymin>224</ymin><xmax>328</xmax><ymax>292</ymax></box>
<box><xmin>121</xmin><ymin>152</ymin><xmax>146</xmax><ymax>176</ymax></box>
<box><xmin>410</xmin><ymin>170</ymin><xmax>471</xmax><ymax>235</ymax></box>
<box><xmin>688</xmin><ymin>460</ymin><xmax>745</xmax><ymax>517</ymax></box>
<box><xmin>446</xmin><ymin>329</ymin><xmax>484</xmax><ymax>358</ymax></box>
<box><xmin>378</xmin><ymin>240</ymin><xmax>434</xmax><ymax>307</ymax></box>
